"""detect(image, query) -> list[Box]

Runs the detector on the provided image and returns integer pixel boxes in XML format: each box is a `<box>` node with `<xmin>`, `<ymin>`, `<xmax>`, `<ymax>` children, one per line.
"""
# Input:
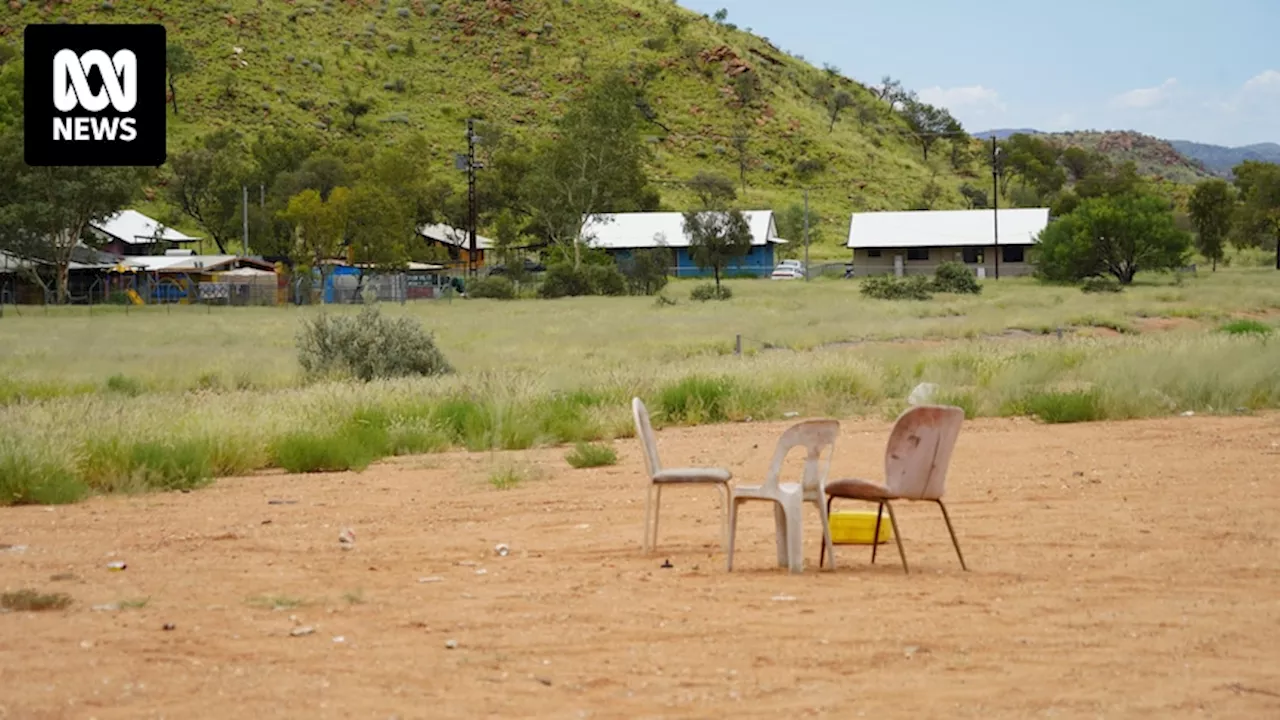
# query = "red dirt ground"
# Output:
<box><xmin>2</xmin><ymin>415</ymin><xmax>1279</xmax><ymax>719</ymax></box>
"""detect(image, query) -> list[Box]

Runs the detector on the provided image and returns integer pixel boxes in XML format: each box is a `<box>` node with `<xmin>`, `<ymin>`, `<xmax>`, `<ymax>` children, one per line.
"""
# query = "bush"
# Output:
<box><xmin>690</xmin><ymin>283</ymin><xmax>733</xmax><ymax>301</ymax></box>
<box><xmin>0</xmin><ymin>452</ymin><xmax>87</xmax><ymax>506</ymax></box>
<box><xmin>619</xmin><ymin>249</ymin><xmax>670</xmax><ymax>295</ymax></box>
<box><xmin>538</xmin><ymin>262</ymin><xmax>628</xmax><ymax>298</ymax></box>
<box><xmin>860</xmin><ymin>274</ymin><xmax>932</xmax><ymax>300</ymax></box>
<box><xmin>296</xmin><ymin>305</ymin><xmax>453</xmax><ymax>381</ymax></box>
<box><xmin>932</xmin><ymin>261</ymin><xmax>981</xmax><ymax>294</ymax></box>
<box><xmin>659</xmin><ymin>376</ymin><xmax>734</xmax><ymax>423</ymax></box>
<box><xmin>1080</xmin><ymin>276</ymin><xmax>1123</xmax><ymax>294</ymax></box>
<box><xmin>1021</xmin><ymin>390</ymin><xmax>1102</xmax><ymax>424</ymax></box>
<box><xmin>467</xmin><ymin>276</ymin><xmax>516</xmax><ymax>299</ymax></box>
<box><xmin>564</xmin><ymin>442</ymin><xmax>618</xmax><ymax>468</ymax></box>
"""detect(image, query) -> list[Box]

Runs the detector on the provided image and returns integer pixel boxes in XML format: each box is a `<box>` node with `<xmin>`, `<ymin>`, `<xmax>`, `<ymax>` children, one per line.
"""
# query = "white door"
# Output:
<box><xmin>893</xmin><ymin>255</ymin><xmax>904</xmax><ymax>277</ymax></box>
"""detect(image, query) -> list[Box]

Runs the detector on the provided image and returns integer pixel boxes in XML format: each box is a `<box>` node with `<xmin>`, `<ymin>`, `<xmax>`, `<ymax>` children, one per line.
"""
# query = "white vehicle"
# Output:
<box><xmin>771</xmin><ymin>260</ymin><xmax>805</xmax><ymax>279</ymax></box>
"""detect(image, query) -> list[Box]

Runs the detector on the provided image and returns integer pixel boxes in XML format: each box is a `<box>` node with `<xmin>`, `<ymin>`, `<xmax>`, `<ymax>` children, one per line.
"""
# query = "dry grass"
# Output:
<box><xmin>0</xmin><ymin>269</ymin><xmax>1277</xmax><ymax>503</ymax></box>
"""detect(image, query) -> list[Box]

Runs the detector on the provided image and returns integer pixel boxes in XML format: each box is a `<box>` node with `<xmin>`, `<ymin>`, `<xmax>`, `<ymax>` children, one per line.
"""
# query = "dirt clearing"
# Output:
<box><xmin>2</xmin><ymin>415</ymin><xmax>1279</xmax><ymax>719</ymax></box>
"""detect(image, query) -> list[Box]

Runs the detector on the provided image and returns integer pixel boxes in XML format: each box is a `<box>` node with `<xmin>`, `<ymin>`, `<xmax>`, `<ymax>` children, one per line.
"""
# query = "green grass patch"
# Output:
<box><xmin>565</xmin><ymin>442</ymin><xmax>618</xmax><ymax>469</ymax></box>
<box><xmin>1021</xmin><ymin>390</ymin><xmax>1103</xmax><ymax>424</ymax></box>
<box><xmin>79</xmin><ymin>438</ymin><xmax>218</xmax><ymax>493</ymax></box>
<box><xmin>104</xmin><ymin>374</ymin><xmax>145</xmax><ymax>396</ymax></box>
<box><xmin>0</xmin><ymin>452</ymin><xmax>88</xmax><ymax>506</ymax></box>
<box><xmin>658</xmin><ymin>376</ymin><xmax>735</xmax><ymax>424</ymax></box>
<box><xmin>1</xmin><ymin>589</ymin><xmax>73</xmax><ymax>612</ymax></box>
<box><xmin>270</xmin><ymin>427</ymin><xmax>384</xmax><ymax>474</ymax></box>
<box><xmin>1218</xmin><ymin>319</ymin><xmax>1272</xmax><ymax>337</ymax></box>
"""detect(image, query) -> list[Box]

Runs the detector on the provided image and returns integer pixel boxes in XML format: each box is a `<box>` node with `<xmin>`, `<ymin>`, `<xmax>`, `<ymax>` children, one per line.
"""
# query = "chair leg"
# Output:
<box><xmin>883</xmin><ymin>500</ymin><xmax>909</xmax><ymax>575</ymax></box>
<box><xmin>936</xmin><ymin>500</ymin><xmax>968</xmax><ymax>571</ymax></box>
<box><xmin>871</xmin><ymin>502</ymin><xmax>885</xmax><ymax>565</ymax></box>
<box><xmin>782</xmin><ymin>497</ymin><xmax>803</xmax><ymax>574</ymax></box>
<box><xmin>726</xmin><ymin>498</ymin><xmax>740</xmax><ymax>571</ymax></box>
<box><xmin>816</xmin><ymin>496</ymin><xmax>835</xmax><ymax>571</ymax></box>
<box><xmin>719</xmin><ymin>484</ymin><xmax>731</xmax><ymax>553</ymax></box>
<box><xmin>819</xmin><ymin>496</ymin><xmax>835</xmax><ymax>569</ymax></box>
<box><xmin>651</xmin><ymin>484</ymin><xmax>663</xmax><ymax>551</ymax></box>
<box><xmin>773</xmin><ymin>503</ymin><xmax>789</xmax><ymax>569</ymax></box>
<box><xmin>642</xmin><ymin>483</ymin><xmax>653</xmax><ymax>553</ymax></box>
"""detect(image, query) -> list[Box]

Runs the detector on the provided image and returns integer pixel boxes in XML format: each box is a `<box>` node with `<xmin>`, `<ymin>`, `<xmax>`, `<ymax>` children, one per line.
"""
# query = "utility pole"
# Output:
<box><xmin>803</xmin><ymin>187</ymin><xmax>811</xmax><ymax>282</ymax></box>
<box><xmin>242</xmin><ymin>184</ymin><xmax>249</xmax><ymax>258</ymax></box>
<box><xmin>991</xmin><ymin>136</ymin><xmax>1000</xmax><ymax>280</ymax></box>
<box><xmin>466</xmin><ymin>118</ymin><xmax>478</xmax><ymax>278</ymax></box>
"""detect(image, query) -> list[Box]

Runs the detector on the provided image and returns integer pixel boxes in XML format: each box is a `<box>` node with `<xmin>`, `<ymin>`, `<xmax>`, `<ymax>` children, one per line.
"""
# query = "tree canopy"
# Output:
<box><xmin>1035</xmin><ymin>193</ymin><xmax>1191</xmax><ymax>284</ymax></box>
<box><xmin>1187</xmin><ymin>179</ymin><xmax>1235</xmax><ymax>270</ymax></box>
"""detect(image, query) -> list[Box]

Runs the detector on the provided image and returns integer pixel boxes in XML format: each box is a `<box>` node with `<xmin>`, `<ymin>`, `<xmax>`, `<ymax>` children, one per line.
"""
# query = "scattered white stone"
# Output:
<box><xmin>290</xmin><ymin>626</ymin><xmax>316</xmax><ymax>637</ymax></box>
<box><xmin>474</xmin><ymin>569</ymin><xmax>488</xmax><ymax>576</ymax></box>
<box><xmin>332</xmin><ymin>636</ymin><xmax>346</xmax><ymax>644</ymax></box>
<box><xmin>338</xmin><ymin>528</ymin><xmax>356</xmax><ymax>550</ymax></box>
<box><xmin>1180</xmin><ymin>411</ymin><xmax>1195</xmax><ymax>417</ymax></box>
<box><xmin>445</xmin><ymin>639</ymin><xmax>458</xmax><ymax>649</ymax></box>
<box><xmin>91</xmin><ymin>604</ymin><xmax>120</xmax><ymax>612</ymax></box>
<box><xmin>494</xmin><ymin>543</ymin><xmax>510</xmax><ymax>557</ymax></box>
<box><xmin>771</xmin><ymin>595</ymin><xmax>796</xmax><ymax>602</ymax></box>
<box><xmin>418</xmin><ymin>576</ymin><xmax>444</xmax><ymax>584</ymax></box>
<box><xmin>575</xmin><ymin>524</ymin><xmax>590</xmax><ymax>530</ymax></box>
<box><xmin>782</xmin><ymin>411</ymin><xmax>799</xmax><ymax>418</ymax></box>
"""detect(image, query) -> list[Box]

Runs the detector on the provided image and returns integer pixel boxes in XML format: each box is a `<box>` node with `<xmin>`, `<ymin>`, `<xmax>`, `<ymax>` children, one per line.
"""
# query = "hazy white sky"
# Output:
<box><xmin>680</xmin><ymin>0</ymin><xmax>1279</xmax><ymax>146</ymax></box>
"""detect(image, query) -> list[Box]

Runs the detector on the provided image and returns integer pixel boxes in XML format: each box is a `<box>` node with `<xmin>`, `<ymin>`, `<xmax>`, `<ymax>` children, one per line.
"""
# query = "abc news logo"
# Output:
<box><xmin>24</xmin><ymin>24</ymin><xmax>166</xmax><ymax>167</ymax></box>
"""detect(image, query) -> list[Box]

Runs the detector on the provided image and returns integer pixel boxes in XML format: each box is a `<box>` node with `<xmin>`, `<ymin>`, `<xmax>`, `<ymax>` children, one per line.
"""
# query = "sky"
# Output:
<box><xmin>678</xmin><ymin>0</ymin><xmax>1279</xmax><ymax>147</ymax></box>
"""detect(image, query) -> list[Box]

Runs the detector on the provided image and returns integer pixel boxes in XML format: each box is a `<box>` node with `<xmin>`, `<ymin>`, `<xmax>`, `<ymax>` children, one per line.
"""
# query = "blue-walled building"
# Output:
<box><xmin>581</xmin><ymin>211</ymin><xmax>787</xmax><ymax>277</ymax></box>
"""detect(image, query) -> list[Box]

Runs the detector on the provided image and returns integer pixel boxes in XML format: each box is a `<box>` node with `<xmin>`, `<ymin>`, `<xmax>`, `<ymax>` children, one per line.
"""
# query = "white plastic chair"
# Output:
<box><xmin>726</xmin><ymin>419</ymin><xmax>840</xmax><ymax>574</ymax></box>
<box><xmin>822</xmin><ymin>405</ymin><xmax>967</xmax><ymax>574</ymax></box>
<box><xmin>632</xmin><ymin>397</ymin><xmax>733</xmax><ymax>553</ymax></box>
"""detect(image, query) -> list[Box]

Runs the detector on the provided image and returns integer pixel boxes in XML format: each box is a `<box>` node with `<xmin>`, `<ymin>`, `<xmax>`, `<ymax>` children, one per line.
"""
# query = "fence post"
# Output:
<box><xmin>735</xmin><ymin>334</ymin><xmax>742</xmax><ymax>356</ymax></box>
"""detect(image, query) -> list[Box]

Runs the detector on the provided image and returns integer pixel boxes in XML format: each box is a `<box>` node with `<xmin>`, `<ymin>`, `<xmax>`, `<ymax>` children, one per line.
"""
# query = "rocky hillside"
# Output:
<box><xmin>2</xmin><ymin>0</ymin><xmax>990</xmax><ymax>255</ymax></box>
<box><xmin>1040</xmin><ymin>131</ymin><xmax>1214</xmax><ymax>184</ymax></box>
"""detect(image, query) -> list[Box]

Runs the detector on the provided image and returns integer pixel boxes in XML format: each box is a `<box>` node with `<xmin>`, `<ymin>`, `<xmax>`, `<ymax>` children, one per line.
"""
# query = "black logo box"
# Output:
<box><xmin>23</xmin><ymin>23</ymin><xmax>167</xmax><ymax>168</ymax></box>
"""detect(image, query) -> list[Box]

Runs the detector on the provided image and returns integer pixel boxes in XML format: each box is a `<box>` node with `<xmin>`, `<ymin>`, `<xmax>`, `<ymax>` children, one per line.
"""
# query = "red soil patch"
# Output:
<box><xmin>2</xmin><ymin>415</ymin><xmax>1279</xmax><ymax>717</ymax></box>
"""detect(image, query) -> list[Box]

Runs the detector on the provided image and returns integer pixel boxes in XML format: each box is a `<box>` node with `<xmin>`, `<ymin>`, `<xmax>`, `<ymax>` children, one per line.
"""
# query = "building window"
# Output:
<box><xmin>907</xmin><ymin>248</ymin><xmax>929</xmax><ymax>261</ymax></box>
<box><xmin>962</xmin><ymin>247</ymin><xmax>983</xmax><ymax>264</ymax></box>
<box><xmin>867</xmin><ymin>249</ymin><xmax>882</xmax><ymax>258</ymax></box>
<box><xmin>1001</xmin><ymin>245</ymin><xmax>1025</xmax><ymax>263</ymax></box>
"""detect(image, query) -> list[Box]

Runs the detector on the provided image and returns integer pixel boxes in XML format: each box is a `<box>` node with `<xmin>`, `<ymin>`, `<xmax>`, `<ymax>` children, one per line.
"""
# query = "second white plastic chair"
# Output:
<box><xmin>726</xmin><ymin>419</ymin><xmax>840</xmax><ymax>574</ymax></box>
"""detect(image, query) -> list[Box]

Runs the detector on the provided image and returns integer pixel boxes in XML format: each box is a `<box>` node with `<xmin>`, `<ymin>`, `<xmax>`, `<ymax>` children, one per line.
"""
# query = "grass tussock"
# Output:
<box><xmin>565</xmin><ymin>442</ymin><xmax>618</xmax><ymax>469</ymax></box>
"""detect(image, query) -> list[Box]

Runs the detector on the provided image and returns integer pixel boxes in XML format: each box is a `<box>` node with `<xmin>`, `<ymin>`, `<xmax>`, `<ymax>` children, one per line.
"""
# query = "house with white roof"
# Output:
<box><xmin>845</xmin><ymin>208</ymin><xmax>1050</xmax><ymax>278</ymax></box>
<box><xmin>417</xmin><ymin>223</ymin><xmax>493</xmax><ymax>270</ymax></box>
<box><xmin>581</xmin><ymin>210</ymin><xmax>787</xmax><ymax>278</ymax></box>
<box><xmin>86</xmin><ymin>210</ymin><xmax>201</xmax><ymax>256</ymax></box>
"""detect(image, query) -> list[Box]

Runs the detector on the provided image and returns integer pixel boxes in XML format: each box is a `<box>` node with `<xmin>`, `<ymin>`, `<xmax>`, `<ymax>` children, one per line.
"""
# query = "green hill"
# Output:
<box><xmin>3</xmin><ymin>0</ymin><xmax>991</xmax><ymax>258</ymax></box>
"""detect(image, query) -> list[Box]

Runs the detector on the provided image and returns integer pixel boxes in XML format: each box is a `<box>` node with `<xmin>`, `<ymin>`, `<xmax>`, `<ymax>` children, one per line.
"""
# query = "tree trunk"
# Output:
<box><xmin>573</xmin><ymin>236</ymin><xmax>581</xmax><ymax>269</ymax></box>
<box><xmin>56</xmin><ymin>262</ymin><xmax>69</xmax><ymax>305</ymax></box>
<box><xmin>1212</xmin><ymin>257</ymin><xmax>1217</xmax><ymax>272</ymax></box>
<box><xmin>169</xmin><ymin>79</ymin><xmax>179</xmax><ymax>114</ymax></box>
<box><xmin>713</xmin><ymin>265</ymin><xmax>721</xmax><ymax>289</ymax></box>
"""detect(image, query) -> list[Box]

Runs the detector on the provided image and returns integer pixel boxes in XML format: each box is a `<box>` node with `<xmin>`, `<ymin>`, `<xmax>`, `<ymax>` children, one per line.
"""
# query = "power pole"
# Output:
<box><xmin>991</xmin><ymin>136</ymin><xmax>1000</xmax><ymax>280</ymax></box>
<box><xmin>466</xmin><ymin>118</ymin><xmax>478</xmax><ymax>278</ymax></box>
<box><xmin>803</xmin><ymin>187</ymin><xmax>811</xmax><ymax>282</ymax></box>
<box><xmin>242</xmin><ymin>184</ymin><xmax>249</xmax><ymax>258</ymax></box>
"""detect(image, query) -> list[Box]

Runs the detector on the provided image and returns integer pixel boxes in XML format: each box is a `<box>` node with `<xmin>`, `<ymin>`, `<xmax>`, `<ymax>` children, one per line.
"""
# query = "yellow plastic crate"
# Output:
<box><xmin>829</xmin><ymin>509</ymin><xmax>893</xmax><ymax>545</ymax></box>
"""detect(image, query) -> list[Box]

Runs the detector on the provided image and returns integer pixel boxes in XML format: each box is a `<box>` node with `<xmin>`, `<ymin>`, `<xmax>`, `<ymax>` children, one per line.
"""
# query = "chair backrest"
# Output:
<box><xmin>761</xmin><ymin>419</ymin><xmax>840</xmax><ymax>494</ymax></box>
<box><xmin>882</xmin><ymin>405</ymin><xmax>965</xmax><ymax>500</ymax></box>
<box><xmin>631</xmin><ymin>397</ymin><xmax>662</xmax><ymax>478</ymax></box>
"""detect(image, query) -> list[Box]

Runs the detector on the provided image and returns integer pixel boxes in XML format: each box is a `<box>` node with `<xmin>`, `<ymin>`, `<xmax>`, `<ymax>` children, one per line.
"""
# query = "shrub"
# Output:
<box><xmin>1081</xmin><ymin>276</ymin><xmax>1123</xmax><ymax>294</ymax></box>
<box><xmin>296</xmin><ymin>305</ymin><xmax>453</xmax><ymax>381</ymax></box>
<box><xmin>619</xmin><ymin>249</ymin><xmax>670</xmax><ymax>295</ymax></box>
<box><xmin>1218</xmin><ymin>319</ymin><xmax>1272</xmax><ymax>337</ymax></box>
<box><xmin>690</xmin><ymin>283</ymin><xmax>732</xmax><ymax>301</ymax></box>
<box><xmin>538</xmin><ymin>262</ymin><xmax>628</xmax><ymax>298</ymax></box>
<box><xmin>860</xmin><ymin>274</ymin><xmax>932</xmax><ymax>300</ymax></box>
<box><xmin>565</xmin><ymin>442</ymin><xmax>618</xmax><ymax>468</ymax></box>
<box><xmin>271</xmin><ymin>428</ymin><xmax>383</xmax><ymax>473</ymax></box>
<box><xmin>932</xmin><ymin>261</ymin><xmax>981</xmax><ymax>294</ymax></box>
<box><xmin>105</xmin><ymin>373</ymin><xmax>144</xmax><ymax>396</ymax></box>
<box><xmin>1</xmin><ymin>590</ymin><xmax>72</xmax><ymax>612</ymax></box>
<box><xmin>467</xmin><ymin>276</ymin><xmax>516</xmax><ymax>299</ymax></box>
<box><xmin>79</xmin><ymin>437</ymin><xmax>217</xmax><ymax>492</ymax></box>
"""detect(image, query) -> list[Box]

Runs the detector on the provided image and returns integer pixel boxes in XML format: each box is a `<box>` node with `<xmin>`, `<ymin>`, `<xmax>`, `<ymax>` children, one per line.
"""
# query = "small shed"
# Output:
<box><xmin>87</xmin><ymin>210</ymin><xmax>200</xmax><ymax>256</ymax></box>
<box><xmin>417</xmin><ymin>223</ymin><xmax>492</xmax><ymax>270</ymax></box>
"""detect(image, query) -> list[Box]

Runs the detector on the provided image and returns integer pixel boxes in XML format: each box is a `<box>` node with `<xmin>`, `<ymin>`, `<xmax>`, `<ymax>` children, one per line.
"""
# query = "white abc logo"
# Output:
<box><xmin>52</xmin><ymin>48</ymin><xmax>137</xmax><ymax>113</ymax></box>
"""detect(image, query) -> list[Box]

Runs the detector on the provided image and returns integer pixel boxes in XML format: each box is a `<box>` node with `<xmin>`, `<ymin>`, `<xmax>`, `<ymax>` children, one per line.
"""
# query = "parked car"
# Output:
<box><xmin>770</xmin><ymin>260</ymin><xmax>805</xmax><ymax>279</ymax></box>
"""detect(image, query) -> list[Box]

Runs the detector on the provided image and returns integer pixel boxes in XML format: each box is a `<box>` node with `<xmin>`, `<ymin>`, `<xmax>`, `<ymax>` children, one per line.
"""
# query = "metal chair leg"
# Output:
<box><xmin>650</xmin><ymin>484</ymin><xmax>663</xmax><ymax>551</ymax></box>
<box><xmin>936</xmin><ymin>500</ymin><xmax>968</xmax><ymax>571</ymax></box>
<box><xmin>871</xmin><ymin>502</ymin><xmax>885</xmax><ymax>565</ymax></box>
<box><xmin>883</xmin><ymin>500</ymin><xmax>909</xmax><ymax>574</ymax></box>
<box><xmin>642</xmin><ymin>483</ymin><xmax>653</xmax><ymax>552</ymax></box>
<box><xmin>726</xmin><ymin>497</ymin><xmax>740</xmax><ymax>571</ymax></box>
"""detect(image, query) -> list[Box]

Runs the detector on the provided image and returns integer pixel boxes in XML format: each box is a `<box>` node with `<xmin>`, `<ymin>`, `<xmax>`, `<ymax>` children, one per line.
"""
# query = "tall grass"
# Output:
<box><xmin>2</xmin><ymin>330</ymin><xmax>1278</xmax><ymax>505</ymax></box>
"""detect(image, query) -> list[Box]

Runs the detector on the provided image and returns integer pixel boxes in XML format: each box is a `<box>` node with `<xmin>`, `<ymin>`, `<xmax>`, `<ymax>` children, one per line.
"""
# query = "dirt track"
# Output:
<box><xmin>2</xmin><ymin>414</ymin><xmax>1279</xmax><ymax>719</ymax></box>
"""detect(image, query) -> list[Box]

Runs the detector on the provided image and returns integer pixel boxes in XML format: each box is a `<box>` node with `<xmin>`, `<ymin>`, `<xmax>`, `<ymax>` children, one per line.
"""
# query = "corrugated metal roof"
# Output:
<box><xmin>90</xmin><ymin>210</ymin><xmax>200</xmax><ymax>245</ymax></box>
<box><xmin>846</xmin><ymin>208</ymin><xmax>1050</xmax><ymax>249</ymax></box>
<box><xmin>582</xmin><ymin>211</ymin><xmax>780</xmax><ymax>249</ymax></box>
<box><xmin>418</xmin><ymin>223</ymin><xmax>494</xmax><ymax>249</ymax></box>
<box><xmin>124</xmin><ymin>255</ymin><xmax>274</xmax><ymax>273</ymax></box>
